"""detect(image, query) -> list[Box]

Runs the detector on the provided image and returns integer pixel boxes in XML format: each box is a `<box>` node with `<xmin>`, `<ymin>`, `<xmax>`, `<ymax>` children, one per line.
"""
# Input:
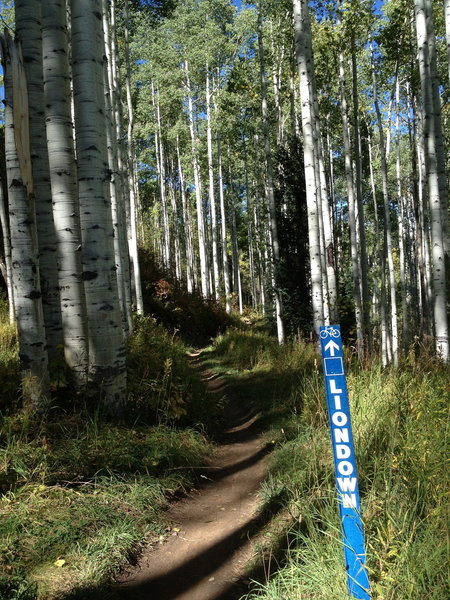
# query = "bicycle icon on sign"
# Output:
<box><xmin>319</xmin><ymin>326</ymin><xmax>341</xmax><ymax>339</ymax></box>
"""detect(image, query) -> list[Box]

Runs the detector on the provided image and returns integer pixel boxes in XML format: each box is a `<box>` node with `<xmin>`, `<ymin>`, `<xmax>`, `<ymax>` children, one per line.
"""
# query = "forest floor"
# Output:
<box><xmin>114</xmin><ymin>351</ymin><xmax>274</xmax><ymax>600</ymax></box>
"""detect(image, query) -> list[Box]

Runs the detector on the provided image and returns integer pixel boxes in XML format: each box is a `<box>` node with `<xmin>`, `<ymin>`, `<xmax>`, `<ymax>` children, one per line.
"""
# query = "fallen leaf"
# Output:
<box><xmin>54</xmin><ymin>559</ymin><xmax>66</xmax><ymax>568</ymax></box>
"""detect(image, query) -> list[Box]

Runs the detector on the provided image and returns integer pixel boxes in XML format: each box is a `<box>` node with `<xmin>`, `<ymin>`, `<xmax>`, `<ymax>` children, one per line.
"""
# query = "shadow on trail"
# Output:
<box><xmin>115</xmin><ymin>490</ymin><xmax>286</xmax><ymax>600</ymax></box>
<box><xmin>60</xmin><ymin>349</ymin><xmax>302</xmax><ymax>600</ymax></box>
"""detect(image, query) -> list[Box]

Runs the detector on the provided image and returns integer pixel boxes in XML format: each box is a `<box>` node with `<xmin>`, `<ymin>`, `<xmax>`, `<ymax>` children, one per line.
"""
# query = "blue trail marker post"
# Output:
<box><xmin>319</xmin><ymin>325</ymin><xmax>370</xmax><ymax>600</ymax></box>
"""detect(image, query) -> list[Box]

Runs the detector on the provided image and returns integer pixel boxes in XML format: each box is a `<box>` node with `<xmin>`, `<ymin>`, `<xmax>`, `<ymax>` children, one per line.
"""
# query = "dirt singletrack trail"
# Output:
<box><xmin>115</xmin><ymin>351</ymin><xmax>272</xmax><ymax>600</ymax></box>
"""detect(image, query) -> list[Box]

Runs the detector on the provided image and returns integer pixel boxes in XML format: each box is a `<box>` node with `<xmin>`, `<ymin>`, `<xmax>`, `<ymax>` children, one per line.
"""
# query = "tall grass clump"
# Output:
<box><xmin>212</xmin><ymin>329</ymin><xmax>449</xmax><ymax>600</ymax></box>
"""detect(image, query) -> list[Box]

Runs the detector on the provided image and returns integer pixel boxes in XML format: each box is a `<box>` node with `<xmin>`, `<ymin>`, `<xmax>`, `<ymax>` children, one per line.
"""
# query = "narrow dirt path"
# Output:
<box><xmin>115</xmin><ymin>352</ymin><xmax>271</xmax><ymax>600</ymax></box>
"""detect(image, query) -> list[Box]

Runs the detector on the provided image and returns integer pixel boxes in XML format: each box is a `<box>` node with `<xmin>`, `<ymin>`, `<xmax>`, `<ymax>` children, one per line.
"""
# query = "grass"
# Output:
<box><xmin>1</xmin><ymin>426</ymin><xmax>210</xmax><ymax>599</ymax></box>
<box><xmin>207</xmin><ymin>328</ymin><xmax>449</xmax><ymax>600</ymax></box>
<box><xmin>0</xmin><ymin>310</ymin><xmax>216</xmax><ymax>599</ymax></box>
<box><xmin>1</xmin><ymin>299</ymin><xmax>448</xmax><ymax>600</ymax></box>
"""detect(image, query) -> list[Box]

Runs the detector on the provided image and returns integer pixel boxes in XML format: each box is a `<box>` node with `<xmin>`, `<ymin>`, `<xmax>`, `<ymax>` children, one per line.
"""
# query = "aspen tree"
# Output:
<box><xmin>445</xmin><ymin>0</ymin><xmax>450</xmax><ymax>85</ymax></box>
<box><xmin>42</xmin><ymin>0</ymin><xmax>89</xmax><ymax>382</ymax></box>
<box><xmin>152</xmin><ymin>83</ymin><xmax>171</xmax><ymax>271</ymax></box>
<box><xmin>0</xmin><ymin>167</ymin><xmax>14</xmax><ymax>323</ymax></box>
<box><xmin>414</xmin><ymin>0</ymin><xmax>449</xmax><ymax>361</ymax></box>
<box><xmin>124</xmin><ymin>0</ymin><xmax>144</xmax><ymax>315</ymax></box>
<box><xmin>185</xmin><ymin>59</ymin><xmax>209</xmax><ymax>298</ymax></box>
<box><xmin>176</xmin><ymin>135</ymin><xmax>195</xmax><ymax>293</ymax></box>
<box><xmin>103</xmin><ymin>0</ymin><xmax>132</xmax><ymax>336</ymax></box>
<box><xmin>371</xmin><ymin>41</ymin><xmax>399</xmax><ymax>366</ymax></box>
<box><xmin>15</xmin><ymin>0</ymin><xmax>64</xmax><ymax>358</ymax></box>
<box><xmin>293</xmin><ymin>0</ymin><xmax>324</xmax><ymax>332</ymax></box>
<box><xmin>206</xmin><ymin>68</ymin><xmax>220</xmax><ymax>299</ymax></box>
<box><xmin>217</xmin><ymin>135</ymin><xmax>232</xmax><ymax>312</ymax></box>
<box><xmin>350</xmin><ymin>40</ymin><xmax>370</xmax><ymax>349</ymax></box>
<box><xmin>70</xmin><ymin>0</ymin><xmax>126</xmax><ymax>408</ymax></box>
<box><xmin>1</xmin><ymin>33</ymin><xmax>50</xmax><ymax>406</ymax></box>
<box><xmin>257</xmin><ymin>8</ymin><xmax>284</xmax><ymax>343</ymax></box>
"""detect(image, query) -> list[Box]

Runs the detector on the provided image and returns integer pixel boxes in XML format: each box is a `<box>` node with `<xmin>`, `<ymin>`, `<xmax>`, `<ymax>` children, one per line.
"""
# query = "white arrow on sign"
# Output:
<box><xmin>325</xmin><ymin>340</ymin><xmax>340</xmax><ymax>356</ymax></box>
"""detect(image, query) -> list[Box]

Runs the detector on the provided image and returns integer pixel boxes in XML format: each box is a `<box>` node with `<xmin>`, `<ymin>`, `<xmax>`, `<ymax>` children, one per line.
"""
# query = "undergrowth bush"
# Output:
<box><xmin>139</xmin><ymin>249</ymin><xmax>236</xmax><ymax>345</ymax></box>
<box><xmin>127</xmin><ymin>316</ymin><xmax>220</xmax><ymax>430</ymax></box>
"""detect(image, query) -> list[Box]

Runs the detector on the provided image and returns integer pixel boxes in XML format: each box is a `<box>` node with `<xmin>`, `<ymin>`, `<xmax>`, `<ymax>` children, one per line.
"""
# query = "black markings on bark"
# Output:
<box><xmin>99</xmin><ymin>303</ymin><xmax>114</xmax><ymax>311</ymax></box>
<box><xmin>24</xmin><ymin>290</ymin><xmax>42</xmax><ymax>300</ymax></box>
<box><xmin>82</xmin><ymin>271</ymin><xmax>98</xmax><ymax>281</ymax></box>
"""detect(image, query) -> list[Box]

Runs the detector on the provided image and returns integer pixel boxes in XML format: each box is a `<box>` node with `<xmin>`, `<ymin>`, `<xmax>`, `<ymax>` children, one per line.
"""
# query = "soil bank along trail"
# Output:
<box><xmin>116</xmin><ymin>352</ymin><xmax>271</xmax><ymax>600</ymax></box>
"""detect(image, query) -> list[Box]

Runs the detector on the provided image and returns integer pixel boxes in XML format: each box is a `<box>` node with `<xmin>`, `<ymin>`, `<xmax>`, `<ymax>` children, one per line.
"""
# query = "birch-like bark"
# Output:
<box><xmin>445</xmin><ymin>0</ymin><xmax>450</xmax><ymax>83</ymax></box>
<box><xmin>231</xmin><ymin>201</ymin><xmax>243</xmax><ymax>315</ymax></box>
<box><xmin>244</xmin><ymin>156</ymin><xmax>257</xmax><ymax>310</ymax></box>
<box><xmin>395</xmin><ymin>76</ymin><xmax>409</xmax><ymax>350</ymax></box>
<box><xmin>371</xmin><ymin>41</ymin><xmax>399</xmax><ymax>366</ymax></box>
<box><xmin>217</xmin><ymin>135</ymin><xmax>231</xmax><ymax>312</ymax></box>
<box><xmin>2</xmin><ymin>33</ymin><xmax>50</xmax><ymax>405</ymax></box>
<box><xmin>415</xmin><ymin>0</ymin><xmax>449</xmax><ymax>361</ymax></box>
<box><xmin>185</xmin><ymin>61</ymin><xmax>209</xmax><ymax>298</ymax></box>
<box><xmin>411</xmin><ymin>88</ymin><xmax>432</xmax><ymax>335</ymax></box>
<box><xmin>103</xmin><ymin>0</ymin><xmax>132</xmax><ymax>336</ymax></box>
<box><xmin>42</xmin><ymin>0</ymin><xmax>88</xmax><ymax>382</ymax></box>
<box><xmin>351</xmin><ymin>41</ymin><xmax>370</xmax><ymax>348</ymax></box>
<box><xmin>337</xmin><ymin>42</ymin><xmax>364</xmax><ymax>356</ymax></box>
<box><xmin>294</xmin><ymin>0</ymin><xmax>336</xmax><ymax>335</ymax></box>
<box><xmin>176</xmin><ymin>137</ymin><xmax>194</xmax><ymax>293</ymax></box>
<box><xmin>367</xmin><ymin>129</ymin><xmax>385</xmax><ymax>358</ymax></box>
<box><xmin>108</xmin><ymin>0</ymin><xmax>136</xmax><ymax>328</ymax></box>
<box><xmin>16</xmin><ymin>0</ymin><xmax>64</xmax><ymax>358</ymax></box>
<box><xmin>168</xmin><ymin>161</ymin><xmax>182</xmax><ymax>281</ymax></box>
<box><xmin>408</xmin><ymin>86</ymin><xmax>425</xmax><ymax>332</ymax></box>
<box><xmin>152</xmin><ymin>84</ymin><xmax>171</xmax><ymax>271</ymax></box>
<box><xmin>269</xmin><ymin>20</ymin><xmax>284</xmax><ymax>146</ymax></box>
<box><xmin>124</xmin><ymin>0</ymin><xmax>143</xmax><ymax>315</ymax></box>
<box><xmin>206</xmin><ymin>69</ymin><xmax>219</xmax><ymax>299</ymax></box>
<box><xmin>0</xmin><ymin>173</ymin><xmax>14</xmax><ymax>323</ymax></box>
<box><xmin>71</xmin><ymin>0</ymin><xmax>126</xmax><ymax>409</ymax></box>
<box><xmin>258</xmin><ymin>10</ymin><xmax>284</xmax><ymax>343</ymax></box>
<box><xmin>316</xmin><ymin>125</ymin><xmax>337</xmax><ymax>322</ymax></box>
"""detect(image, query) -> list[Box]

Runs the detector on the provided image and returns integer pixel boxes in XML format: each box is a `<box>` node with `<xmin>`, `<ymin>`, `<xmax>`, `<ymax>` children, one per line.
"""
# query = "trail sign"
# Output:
<box><xmin>319</xmin><ymin>325</ymin><xmax>370</xmax><ymax>600</ymax></box>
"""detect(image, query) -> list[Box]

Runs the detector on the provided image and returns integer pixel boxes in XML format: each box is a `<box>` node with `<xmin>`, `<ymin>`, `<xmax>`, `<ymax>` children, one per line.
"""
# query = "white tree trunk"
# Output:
<box><xmin>217</xmin><ymin>136</ymin><xmax>231</xmax><ymax>313</ymax></box>
<box><xmin>2</xmin><ymin>33</ymin><xmax>50</xmax><ymax>406</ymax></box>
<box><xmin>103</xmin><ymin>0</ymin><xmax>132</xmax><ymax>336</ymax></box>
<box><xmin>176</xmin><ymin>136</ymin><xmax>194</xmax><ymax>293</ymax></box>
<box><xmin>371</xmin><ymin>42</ymin><xmax>399</xmax><ymax>366</ymax></box>
<box><xmin>168</xmin><ymin>164</ymin><xmax>182</xmax><ymax>281</ymax></box>
<box><xmin>258</xmin><ymin>11</ymin><xmax>284</xmax><ymax>343</ymax></box>
<box><xmin>293</xmin><ymin>0</ymin><xmax>325</xmax><ymax>333</ymax></box>
<box><xmin>337</xmin><ymin>48</ymin><xmax>364</xmax><ymax>357</ymax></box>
<box><xmin>152</xmin><ymin>84</ymin><xmax>171</xmax><ymax>271</ymax></box>
<box><xmin>42</xmin><ymin>0</ymin><xmax>89</xmax><ymax>382</ymax></box>
<box><xmin>415</xmin><ymin>0</ymin><xmax>449</xmax><ymax>361</ymax></box>
<box><xmin>231</xmin><ymin>202</ymin><xmax>243</xmax><ymax>315</ymax></box>
<box><xmin>367</xmin><ymin>129</ymin><xmax>386</xmax><ymax>360</ymax></box>
<box><xmin>351</xmin><ymin>43</ymin><xmax>370</xmax><ymax>348</ymax></box>
<box><xmin>16</xmin><ymin>0</ymin><xmax>64</xmax><ymax>358</ymax></box>
<box><xmin>396</xmin><ymin>76</ymin><xmax>409</xmax><ymax>351</ymax></box>
<box><xmin>206</xmin><ymin>69</ymin><xmax>219</xmax><ymax>299</ymax></box>
<box><xmin>445</xmin><ymin>0</ymin><xmax>450</xmax><ymax>83</ymax></box>
<box><xmin>124</xmin><ymin>0</ymin><xmax>143</xmax><ymax>315</ymax></box>
<box><xmin>70</xmin><ymin>0</ymin><xmax>126</xmax><ymax>409</ymax></box>
<box><xmin>185</xmin><ymin>60</ymin><xmax>209</xmax><ymax>298</ymax></box>
<box><xmin>0</xmin><ymin>174</ymin><xmax>14</xmax><ymax>323</ymax></box>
